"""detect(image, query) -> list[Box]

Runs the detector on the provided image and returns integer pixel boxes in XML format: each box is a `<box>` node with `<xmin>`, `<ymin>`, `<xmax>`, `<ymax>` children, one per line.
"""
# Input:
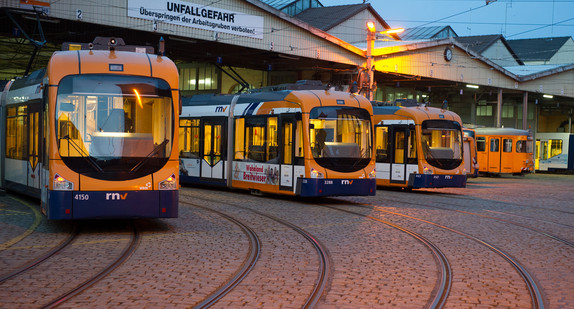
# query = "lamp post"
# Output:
<box><xmin>365</xmin><ymin>21</ymin><xmax>376</xmax><ymax>100</ymax></box>
<box><xmin>365</xmin><ymin>21</ymin><xmax>404</xmax><ymax>101</ymax></box>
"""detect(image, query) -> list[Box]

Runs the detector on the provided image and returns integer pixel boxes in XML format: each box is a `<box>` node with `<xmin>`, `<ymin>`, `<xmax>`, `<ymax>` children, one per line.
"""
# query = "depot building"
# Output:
<box><xmin>1</xmin><ymin>0</ymin><xmax>574</xmax><ymax>135</ymax></box>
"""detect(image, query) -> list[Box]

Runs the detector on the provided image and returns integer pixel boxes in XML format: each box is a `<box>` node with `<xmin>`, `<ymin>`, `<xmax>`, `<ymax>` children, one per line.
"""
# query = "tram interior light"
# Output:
<box><xmin>134</xmin><ymin>89</ymin><xmax>143</xmax><ymax>108</ymax></box>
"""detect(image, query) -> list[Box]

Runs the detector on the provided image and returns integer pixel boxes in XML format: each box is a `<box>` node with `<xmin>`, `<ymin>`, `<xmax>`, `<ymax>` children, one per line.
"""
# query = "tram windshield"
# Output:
<box><xmin>56</xmin><ymin>74</ymin><xmax>173</xmax><ymax>180</ymax></box>
<box><xmin>421</xmin><ymin>120</ymin><xmax>463</xmax><ymax>170</ymax></box>
<box><xmin>309</xmin><ymin>106</ymin><xmax>372</xmax><ymax>172</ymax></box>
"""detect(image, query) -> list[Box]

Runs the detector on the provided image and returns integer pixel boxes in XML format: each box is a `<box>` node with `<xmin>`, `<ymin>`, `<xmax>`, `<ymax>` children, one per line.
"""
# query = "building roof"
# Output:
<box><xmin>454</xmin><ymin>35</ymin><xmax>505</xmax><ymax>54</ymax></box>
<box><xmin>507</xmin><ymin>37</ymin><xmax>571</xmax><ymax>62</ymax></box>
<box><xmin>258</xmin><ymin>0</ymin><xmax>298</xmax><ymax>10</ymax></box>
<box><xmin>295</xmin><ymin>4</ymin><xmax>369</xmax><ymax>31</ymax></box>
<box><xmin>454</xmin><ymin>34</ymin><xmax>523</xmax><ymax>65</ymax></box>
<box><xmin>295</xmin><ymin>4</ymin><xmax>394</xmax><ymax>34</ymax></box>
<box><xmin>400</xmin><ymin>26</ymin><xmax>458</xmax><ymax>41</ymax></box>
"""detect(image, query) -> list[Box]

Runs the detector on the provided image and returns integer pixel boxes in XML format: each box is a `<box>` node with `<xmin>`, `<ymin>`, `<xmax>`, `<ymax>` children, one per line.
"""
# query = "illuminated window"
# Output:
<box><xmin>502</xmin><ymin>104</ymin><xmax>514</xmax><ymax>118</ymax></box>
<box><xmin>178</xmin><ymin>63</ymin><xmax>219</xmax><ymax>92</ymax></box>
<box><xmin>375</xmin><ymin>126</ymin><xmax>389</xmax><ymax>163</ymax></box>
<box><xmin>235</xmin><ymin>116</ymin><xmax>278</xmax><ymax>163</ymax></box>
<box><xmin>5</xmin><ymin>105</ymin><xmax>28</xmax><ymax>160</ymax></box>
<box><xmin>179</xmin><ymin>118</ymin><xmax>200</xmax><ymax>158</ymax></box>
<box><xmin>476</xmin><ymin>105</ymin><xmax>492</xmax><ymax>117</ymax></box>
<box><xmin>549</xmin><ymin>139</ymin><xmax>563</xmax><ymax>158</ymax></box>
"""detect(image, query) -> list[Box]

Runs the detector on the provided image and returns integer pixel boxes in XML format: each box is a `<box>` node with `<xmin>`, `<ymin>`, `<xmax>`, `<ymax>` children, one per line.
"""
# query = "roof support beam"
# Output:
<box><xmin>497</xmin><ymin>88</ymin><xmax>503</xmax><ymax>128</ymax></box>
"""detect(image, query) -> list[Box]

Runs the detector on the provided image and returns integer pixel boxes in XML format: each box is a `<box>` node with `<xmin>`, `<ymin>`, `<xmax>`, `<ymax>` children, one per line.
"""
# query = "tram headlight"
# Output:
<box><xmin>159</xmin><ymin>174</ymin><xmax>177</xmax><ymax>190</ymax></box>
<box><xmin>53</xmin><ymin>174</ymin><xmax>74</xmax><ymax>191</ymax></box>
<box><xmin>368</xmin><ymin>169</ymin><xmax>376</xmax><ymax>178</ymax></box>
<box><xmin>423</xmin><ymin>166</ymin><xmax>433</xmax><ymax>174</ymax></box>
<box><xmin>310</xmin><ymin>168</ymin><xmax>324</xmax><ymax>178</ymax></box>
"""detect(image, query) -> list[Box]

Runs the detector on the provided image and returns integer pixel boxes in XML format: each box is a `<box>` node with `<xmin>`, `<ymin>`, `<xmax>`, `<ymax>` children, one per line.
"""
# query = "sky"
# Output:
<box><xmin>324</xmin><ymin>0</ymin><xmax>574</xmax><ymax>39</ymax></box>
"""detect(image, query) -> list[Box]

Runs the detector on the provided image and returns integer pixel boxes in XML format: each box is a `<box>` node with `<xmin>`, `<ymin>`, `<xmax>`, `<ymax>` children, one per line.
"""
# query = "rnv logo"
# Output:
<box><xmin>106</xmin><ymin>193</ymin><xmax>128</xmax><ymax>200</ymax></box>
<box><xmin>341</xmin><ymin>180</ymin><xmax>354</xmax><ymax>185</ymax></box>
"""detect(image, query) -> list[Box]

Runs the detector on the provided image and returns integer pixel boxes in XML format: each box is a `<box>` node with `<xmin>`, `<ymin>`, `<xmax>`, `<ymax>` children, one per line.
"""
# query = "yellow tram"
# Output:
<box><xmin>373</xmin><ymin>104</ymin><xmax>467</xmax><ymax>189</ymax></box>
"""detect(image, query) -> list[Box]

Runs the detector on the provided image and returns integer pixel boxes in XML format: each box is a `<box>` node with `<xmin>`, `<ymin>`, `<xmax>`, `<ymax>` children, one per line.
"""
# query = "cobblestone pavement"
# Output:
<box><xmin>1</xmin><ymin>173</ymin><xmax>573</xmax><ymax>308</ymax></box>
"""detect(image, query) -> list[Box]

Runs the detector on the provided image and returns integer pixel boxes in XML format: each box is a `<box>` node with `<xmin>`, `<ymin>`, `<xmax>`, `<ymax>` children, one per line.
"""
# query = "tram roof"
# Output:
<box><xmin>474</xmin><ymin>127</ymin><xmax>531</xmax><ymax>136</ymax></box>
<box><xmin>181</xmin><ymin>91</ymin><xmax>292</xmax><ymax>106</ymax></box>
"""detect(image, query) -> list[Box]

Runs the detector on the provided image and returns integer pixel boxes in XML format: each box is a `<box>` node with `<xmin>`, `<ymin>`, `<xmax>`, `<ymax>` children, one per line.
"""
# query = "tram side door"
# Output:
<box><xmin>279</xmin><ymin>115</ymin><xmax>296</xmax><ymax>191</ymax></box>
<box><xmin>200</xmin><ymin>117</ymin><xmax>226</xmax><ymax>182</ymax></box>
<box><xmin>27</xmin><ymin>102</ymin><xmax>42</xmax><ymax>194</ymax></box>
<box><xmin>488</xmin><ymin>137</ymin><xmax>501</xmax><ymax>173</ymax></box>
<box><xmin>390</xmin><ymin>125</ymin><xmax>409</xmax><ymax>184</ymax></box>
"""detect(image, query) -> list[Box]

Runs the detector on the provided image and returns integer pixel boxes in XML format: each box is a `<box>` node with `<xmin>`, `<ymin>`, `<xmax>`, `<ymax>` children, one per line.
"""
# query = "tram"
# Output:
<box><xmin>178</xmin><ymin>89</ymin><xmax>376</xmax><ymax>197</ymax></box>
<box><xmin>535</xmin><ymin>132</ymin><xmax>574</xmax><ymax>172</ymax></box>
<box><xmin>463</xmin><ymin>128</ymin><xmax>479</xmax><ymax>177</ymax></box>
<box><xmin>372</xmin><ymin>104</ymin><xmax>467</xmax><ymax>189</ymax></box>
<box><xmin>0</xmin><ymin>37</ymin><xmax>179</xmax><ymax>219</ymax></box>
<box><xmin>474</xmin><ymin>127</ymin><xmax>534</xmax><ymax>175</ymax></box>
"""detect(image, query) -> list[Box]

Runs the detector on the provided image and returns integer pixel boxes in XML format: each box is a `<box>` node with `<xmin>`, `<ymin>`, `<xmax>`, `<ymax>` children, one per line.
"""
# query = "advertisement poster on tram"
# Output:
<box><xmin>232</xmin><ymin>162</ymin><xmax>279</xmax><ymax>186</ymax></box>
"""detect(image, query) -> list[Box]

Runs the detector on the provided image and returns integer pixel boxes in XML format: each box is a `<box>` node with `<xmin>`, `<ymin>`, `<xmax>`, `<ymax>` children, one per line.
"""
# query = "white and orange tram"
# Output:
<box><xmin>179</xmin><ymin>89</ymin><xmax>376</xmax><ymax>196</ymax></box>
<box><xmin>0</xmin><ymin>38</ymin><xmax>180</xmax><ymax>219</ymax></box>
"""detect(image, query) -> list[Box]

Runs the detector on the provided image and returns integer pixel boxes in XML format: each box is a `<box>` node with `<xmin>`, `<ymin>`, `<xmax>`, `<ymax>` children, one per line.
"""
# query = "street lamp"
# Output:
<box><xmin>364</xmin><ymin>21</ymin><xmax>404</xmax><ymax>100</ymax></box>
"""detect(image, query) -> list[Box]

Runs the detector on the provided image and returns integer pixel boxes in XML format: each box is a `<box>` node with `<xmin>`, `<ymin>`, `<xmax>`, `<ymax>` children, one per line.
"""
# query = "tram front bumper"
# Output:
<box><xmin>46</xmin><ymin>190</ymin><xmax>179</xmax><ymax>219</ymax></box>
<box><xmin>408</xmin><ymin>174</ymin><xmax>467</xmax><ymax>189</ymax></box>
<box><xmin>296</xmin><ymin>178</ymin><xmax>376</xmax><ymax>197</ymax></box>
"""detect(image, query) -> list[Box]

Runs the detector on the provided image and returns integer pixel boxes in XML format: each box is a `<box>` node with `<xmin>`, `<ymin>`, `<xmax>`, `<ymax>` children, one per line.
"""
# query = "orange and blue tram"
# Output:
<box><xmin>373</xmin><ymin>104</ymin><xmax>467</xmax><ymax>189</ymax></box>
<box><xmin>179</xmin><ymin>89</ymin><xmax>376</xmax><ymax>196</ymax></box>
<box><xmin>0</xmin><ymin>38</ymin><xmax>179</xmax><ymax>219</ymax></box>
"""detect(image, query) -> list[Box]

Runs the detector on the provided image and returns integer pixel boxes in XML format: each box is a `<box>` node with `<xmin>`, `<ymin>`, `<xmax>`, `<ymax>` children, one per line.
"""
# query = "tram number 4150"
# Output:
<box><xmin>74</xmin><ymin>194</ymin><xmax>90</xmax><ymax>201</ymax></box>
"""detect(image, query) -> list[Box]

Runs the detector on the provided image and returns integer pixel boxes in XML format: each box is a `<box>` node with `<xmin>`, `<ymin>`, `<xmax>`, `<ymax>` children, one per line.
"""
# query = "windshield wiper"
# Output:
<box><xmin>61</xmin><ymin>136</ymin><xmax>104</xmax><ymax>173</ymax></box>
<box><xmin>130</xmin><ymin>139</ymin><xmax>169</xmax><ymax>173</ymax></box>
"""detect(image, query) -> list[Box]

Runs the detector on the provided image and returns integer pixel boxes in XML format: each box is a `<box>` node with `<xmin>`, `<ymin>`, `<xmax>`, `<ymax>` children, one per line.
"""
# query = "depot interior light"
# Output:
<box><xmin>543</xmin><ymin>94</ymin><xmax>553</xmax><ymax>99</ymax></box>
<box><xmin>466</xmin><ymin>84</ymin><xmax>479</xmax><ymax>89</ymax></box>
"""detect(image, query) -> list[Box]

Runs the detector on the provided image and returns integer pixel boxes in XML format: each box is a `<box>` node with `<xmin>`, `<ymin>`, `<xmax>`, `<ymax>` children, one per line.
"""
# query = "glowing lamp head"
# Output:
<box><xmin>366</xmin><ymin>21</ymin><xmax>376</xmax><ymax>33</ymax></box>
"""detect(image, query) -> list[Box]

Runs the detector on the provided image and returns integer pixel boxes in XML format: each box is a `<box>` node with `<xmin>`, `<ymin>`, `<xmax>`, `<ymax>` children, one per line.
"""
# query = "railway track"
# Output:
<box><xmin>180</xmin><ymin>192</ymin><xmax>330</xmax><ymax>308</ymax></box>
<box><xmin>319</xmin><ymin>203</ymin><xmax>451</xmax><ymax>309</ymax></box>
<box><xmin>40</xmin><ymin>222</ymin><xmax>140</xmax><ymax>308</ymax></box>
<box><xmin>0</xmin><ymin>217</ymin><xmax>140</xmax><ymax>308</ymax></box>
<box><xmin>180</xmin><ymin>200</ymin><xmax>261</xmax><ymax>308</ymax></box>
<box><xmin>351</xmin><ymin>202</ymin><xmax>546</xmax><ymax>309</ymax></box>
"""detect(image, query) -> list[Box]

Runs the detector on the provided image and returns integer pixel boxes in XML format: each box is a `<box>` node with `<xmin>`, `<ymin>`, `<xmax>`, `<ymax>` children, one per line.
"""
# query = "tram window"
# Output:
<box><xmin>375</xmin><ymin>126</ymin><xmax>389</xmax><ymax>163</ymax></box>
<box><xmin>179</xmin><ymin>119</ymin><xmax>200</xmax><ymax>158</ymax></box>
<box><xmin>476</xmin><ymin>137</ymin><xmax>486</xmax><ymax>152</ymax></box>
<box><xmin>490</xmin><ymin>139</ymin><xmax>499</xmax><ymax>152</ymax></box>
<box><xmin>541</xmin><ymin>141</ymin><xmax>548</xmax><ymax>160</ymax></box>
<box><xmin>503</xmin><ymin>139</ymin><xmax>512</xmax><ymax>152</ymax></box>
<box><xmin>516</xmin><ymin>140</ymin><xmax>533</xmax><ymax>153</ymax></box>
<box><xmin>234</xmin><ymin>118</ymin><xmax>245</xmax><ymax>160</ymax></box>
<box><xmin>407</xmin><ymin>129</ymin><xmax>417</xmax><ymax>164</ymax></box>
<box><xmin>549</xmin><ymin>139</ymin><xmax>563</xmax><ymax>158</ymax></box>
<box><xmin>267</xmin><ymin>117</ymin><xmax>278</xmax><ymax>162</ymax></box>
<box><xmin>294</xmin><ymin>120</ymin><xmax>304</xmax><ymax>164</ymax></box>
<box><xmin>282</xmin><ymin>121</ymin><xmax>293</xmax><ymax>164</ymax></box>
<box><xmin>5</xmin><ymin>105</ymin><xmax>28</xmax><ymax>160</ymax></box>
